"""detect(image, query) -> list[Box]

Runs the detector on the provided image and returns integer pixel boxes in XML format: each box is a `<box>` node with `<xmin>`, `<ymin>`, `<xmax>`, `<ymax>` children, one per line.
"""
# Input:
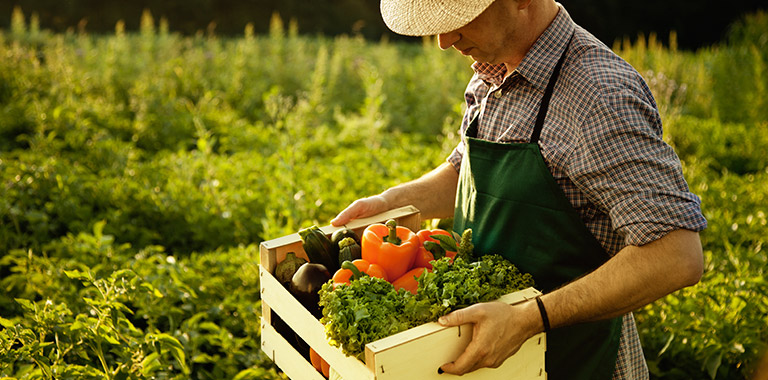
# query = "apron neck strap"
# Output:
<box><xmin>531</xmin><ymin>33</ymin><xmax>574</xmax><ymax>144</ymax></box>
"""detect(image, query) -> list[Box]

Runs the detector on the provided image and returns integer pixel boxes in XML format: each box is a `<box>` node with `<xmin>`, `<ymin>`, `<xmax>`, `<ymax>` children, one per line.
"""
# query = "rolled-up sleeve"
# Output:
<box><xmin>567</xmin><ymin>89</ymin><xmax>707</xmax><ymax>246</ymax></box>
<box><xmin>447</xmin><ymin>141</ymin><xmax>465</xmax><ymax>172</ymax></box>
<box><xmin>447</xmin><ymin>74</ymin><xmax>486</xmax><ymax>172</ymax></box>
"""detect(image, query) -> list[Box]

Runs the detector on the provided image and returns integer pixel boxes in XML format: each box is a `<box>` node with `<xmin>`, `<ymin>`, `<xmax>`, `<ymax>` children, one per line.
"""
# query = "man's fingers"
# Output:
<box><xmin>330</xmin><ymin>207</ymin><xmax>356</xmax><ymax>226</ymax></box>
<box><xmin>440</xmin><ymin>339</ymin><xmax>485</xmax><ymax>375</ymax></box>
<box><xmin>330</xmin><ymin>201</ymin><xmax>366</xmax><ymax>226</ymax></box>
<box><xmin>437</xmin><ymin>307</ymin><xmax>483</xmax><ymax>375</ymax></box>
<box><xmin>438</xmin><ymin>303</ymin><xmax>515</xmax><ymax>375</ymax></box>
<box><xmin>438</xmin><ymin>310</ymin><xmax>462</xmax><ymax>327</ymax></box>
<box><xmin>330</xmin><ymin>196</ymin><xmax>388</xmax><ymax>226</ymax></box>
<box><xmin>438</xmin><ymin>304</ymin><xmax>481</xmax><ymax>327</ymax></box>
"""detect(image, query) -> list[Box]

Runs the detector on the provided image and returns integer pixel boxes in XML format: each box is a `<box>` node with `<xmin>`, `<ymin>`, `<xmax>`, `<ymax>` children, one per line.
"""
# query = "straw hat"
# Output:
<box><xmin>380</xmin><ymin>0</ymin><xmax>496</xmax><ymax>36</ymax></box>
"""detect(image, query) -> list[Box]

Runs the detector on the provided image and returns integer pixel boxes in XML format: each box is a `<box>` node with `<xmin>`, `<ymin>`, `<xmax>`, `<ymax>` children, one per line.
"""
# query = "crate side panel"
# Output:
<box><xmin>275</xmin><ymin>241</ymin><xmax>309</xmax><ymax>266</ymax></box>
<box><xmin>259</xmin><ymin>243</ymin><xmax>278</xmax><ymax>278</ymax></box>
<box><xmin>365</xmin><ymin>288</ymin><xmax>541</xmax><ymax>355</ymax></box>
<box><xmin>364</xmin><ymin>287</ymin><xmax>545</xmax><ymax>380</ymax></box>
<box><xmin>371</xmin><ymin>322</ymin><xmax>471</xmax><ymax>380</ymax></box>
<box><xmin>259</xmin><ymin>265</ymin><xmax>373</xmax><ymax>380</ymax></box>
<box><xmin>261</xmin><ymin>318</ymin><xmax>326</xmax><ymax>380</ymax></box>
<box><xmin>372</xmin><ymin>328</ymin><xmax>546</xmax><ymax>380</ymax></box>
<box><xmin>396</xmin><ymin>212</ymin><xmax>421</xmax><ymax>233</ymax></box>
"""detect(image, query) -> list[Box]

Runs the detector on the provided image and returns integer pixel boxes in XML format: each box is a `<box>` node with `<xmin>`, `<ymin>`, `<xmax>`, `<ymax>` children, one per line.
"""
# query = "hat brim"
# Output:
<box><xmin>380</xmin><ymin>0</ymin><xmax>496</xmax><ymax>36</ymax></box>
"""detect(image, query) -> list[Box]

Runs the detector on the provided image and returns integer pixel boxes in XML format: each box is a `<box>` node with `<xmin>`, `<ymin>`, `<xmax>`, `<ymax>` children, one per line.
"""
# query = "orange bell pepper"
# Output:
<box><xmin>392</xmin><ymin>267</ymin><xmax>427</xmax><ymax>295</ymax></box>
<box><xmin>309</xmin><ymin>347</ymin><xmax>330</xmax><ymax>378</ymax></box>
<box><xmin>332</xmin><ymin>259</ymin><xmax>388</xmax><ymax>288</ymax></box>
<box><xmin>321</xmin><ymin>358</ymin><xmax>330</xmax><ymax>378</ymax></box>
<box><xmin>361</xmin><ymin>219</ymin><xmax>419</xmax><ymax>281</ymax></box>
<box><xmin>309</xmin><ymin>347</ymin><xmax>322</xmax><ymax>372</ymax></box>
<box><xmin>414</xmin><ymin>229</ymin><xmax>457</xmax><ymax>269</ymax></box>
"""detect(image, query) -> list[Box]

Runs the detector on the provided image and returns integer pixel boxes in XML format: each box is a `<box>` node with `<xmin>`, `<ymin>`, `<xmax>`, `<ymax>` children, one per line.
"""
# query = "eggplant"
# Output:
<box><xmin>289</xmin><ymin>262</ymin><xmax>331</xmax><ymax>319</ymax></box>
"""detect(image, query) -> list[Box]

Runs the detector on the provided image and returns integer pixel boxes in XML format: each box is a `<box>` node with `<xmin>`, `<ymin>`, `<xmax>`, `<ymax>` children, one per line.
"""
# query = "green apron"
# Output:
<box><xmin>453</xmin><ymin>37</ymin><xmax>622</xmax><ymax>379</ymax></box>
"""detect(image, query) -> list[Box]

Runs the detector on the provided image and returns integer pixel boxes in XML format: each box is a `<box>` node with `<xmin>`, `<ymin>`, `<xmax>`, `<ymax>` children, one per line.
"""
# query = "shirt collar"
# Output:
<box><xmin>472</xmin><ymin>4</ymin><xmax>575</xmax><ymax>91</ymax></box>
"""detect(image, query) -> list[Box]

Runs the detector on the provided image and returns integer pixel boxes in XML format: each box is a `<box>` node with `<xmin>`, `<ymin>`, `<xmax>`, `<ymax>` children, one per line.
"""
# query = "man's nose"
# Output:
<box><xmin>437</xmin><ymin>31</ymin><xmax>460</xmax><ymax>50</ymax></box>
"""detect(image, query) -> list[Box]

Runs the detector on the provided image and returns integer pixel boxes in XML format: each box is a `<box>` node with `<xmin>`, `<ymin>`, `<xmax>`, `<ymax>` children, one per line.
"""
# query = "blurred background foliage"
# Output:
<box><xmin>1</xmin><ymin>0</ymin><xmax>765</xmax><ymax>49</ymax></box>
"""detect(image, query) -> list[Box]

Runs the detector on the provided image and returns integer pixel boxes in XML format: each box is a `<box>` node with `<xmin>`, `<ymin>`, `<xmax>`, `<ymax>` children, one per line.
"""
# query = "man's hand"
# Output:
<box><xmin>330</xmin><ymin>163</ymin><xmax>460</xmax><ymax>226</ymax></box>
<box><xmin>437</xmin><ymin>300</ymin><xmax>542</xmax><ymax>375</ymax></box>
<box><xmin>330</xmin><ymin>195</ymin><xmax>390</xmax><ymax>226</ymax></box>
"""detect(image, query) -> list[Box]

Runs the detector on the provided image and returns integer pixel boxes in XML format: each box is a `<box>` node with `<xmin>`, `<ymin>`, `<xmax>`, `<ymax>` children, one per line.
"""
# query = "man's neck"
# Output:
<box><xmin>503</xmin><ymin>0</ymin><xmax>560</xmax><ymax>74</ymax></box>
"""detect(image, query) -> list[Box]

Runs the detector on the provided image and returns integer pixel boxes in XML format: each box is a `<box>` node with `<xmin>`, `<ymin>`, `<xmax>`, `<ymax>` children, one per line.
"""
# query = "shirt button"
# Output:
<box><xmin>494</xmin><ymin>90</ymin><xmax>503</xmax><ymax>98</ymax></box>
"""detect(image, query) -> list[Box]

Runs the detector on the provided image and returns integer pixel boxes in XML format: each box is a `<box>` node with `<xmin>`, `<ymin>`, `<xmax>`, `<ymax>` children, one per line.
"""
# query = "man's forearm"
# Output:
<box><xmin>542</xmin><ymin>229</ymin><xmax>703</xmax><ymax>328</ymax></box>
<box><xmin>379</xmin><ymin>162</ymin><xmax>459</xmax><ymax>220</ymax></box>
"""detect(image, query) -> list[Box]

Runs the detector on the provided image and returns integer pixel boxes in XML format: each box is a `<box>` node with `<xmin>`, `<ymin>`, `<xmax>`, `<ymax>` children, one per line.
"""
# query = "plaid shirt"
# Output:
<box><xmin>447</xmin><ymin>6</ymin><xmax>707</xmax><ymax>379</ymax></box>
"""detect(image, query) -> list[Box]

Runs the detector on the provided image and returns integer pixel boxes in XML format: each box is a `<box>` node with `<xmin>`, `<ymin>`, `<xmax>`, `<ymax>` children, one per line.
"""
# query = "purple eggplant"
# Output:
<box><xmin>289</xmin><ymin>262</ymin><xmax>331</xmax><ymax>319</ymax></box>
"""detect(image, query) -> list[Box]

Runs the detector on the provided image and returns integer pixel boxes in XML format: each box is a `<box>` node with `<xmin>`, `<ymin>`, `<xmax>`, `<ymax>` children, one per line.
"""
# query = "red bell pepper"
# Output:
<box><xmin>361</xmin><ymin>219</ymin><xmax>419</xmax><ymax>281</ymax></box>
<box><xmin>331</xmin><ymin>259</ymin><xmax>388</xmax><ymax>288</ymax></box>
<box><xmin>414</xmin><ymin>229</ymin><xmax>457</xmax><ymax>269</ymax></box>
<box><xmin>392</xmin><ymin>267</ymin><xmax>427</xmax><ymax>295</ymax></box>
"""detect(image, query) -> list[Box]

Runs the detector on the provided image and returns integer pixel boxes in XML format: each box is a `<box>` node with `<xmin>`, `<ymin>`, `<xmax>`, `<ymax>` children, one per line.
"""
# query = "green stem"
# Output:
<box><xmin>88</xmin><ymin>339</ymin><xmax>112</xmax><ymax>380</ymax></box>
<box><xmin>384</xmin><ymin>219</ymin><xmax>401</xmax><ymax>245</ymax></box>
<box><xmin>424</xmin><ymin>241</ymin><xmax>446</xmax><ymax>260</ymax></box>
<box><xmin>341</xmin><ymin>260</ymin><xmax>365</xmax><ymax>281</ymax></box>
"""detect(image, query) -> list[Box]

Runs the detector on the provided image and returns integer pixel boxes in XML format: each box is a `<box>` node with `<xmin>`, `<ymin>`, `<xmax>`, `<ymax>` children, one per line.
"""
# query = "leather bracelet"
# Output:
<box><xmin>535</xmin><ymin>295</ymin><xmax>551</xmax><ymax>333</ymax></box>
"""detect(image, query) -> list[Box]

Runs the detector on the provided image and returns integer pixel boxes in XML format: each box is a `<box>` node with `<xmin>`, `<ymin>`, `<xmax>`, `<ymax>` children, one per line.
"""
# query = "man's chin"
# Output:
<box><xmin>471</xmin><ymin>56</ymin><xmax>496</xmax><ymax>65</ymax></box>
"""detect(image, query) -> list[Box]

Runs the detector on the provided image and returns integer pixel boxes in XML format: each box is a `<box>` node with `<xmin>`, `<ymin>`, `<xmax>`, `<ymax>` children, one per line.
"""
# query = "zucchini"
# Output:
<box><xmin>298</xmin><ymin>225</ymin><xmax>338</xmax><ymax>272</ymax></box>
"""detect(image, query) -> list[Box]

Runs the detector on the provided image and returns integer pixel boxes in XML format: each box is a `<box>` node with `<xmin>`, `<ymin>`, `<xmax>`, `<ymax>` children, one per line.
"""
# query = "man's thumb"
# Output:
<box><xmin>438</xmin><ymin>309</ymin><xmax>466</xmax><ymax>327</ymax></box>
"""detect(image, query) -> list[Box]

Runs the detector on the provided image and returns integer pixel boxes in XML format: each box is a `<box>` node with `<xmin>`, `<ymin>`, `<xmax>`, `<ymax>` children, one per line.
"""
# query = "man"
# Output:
<box><xmin>331</xmin><ymin>0</ymin><xmax>707</xmax><ymax>378</ymax></box>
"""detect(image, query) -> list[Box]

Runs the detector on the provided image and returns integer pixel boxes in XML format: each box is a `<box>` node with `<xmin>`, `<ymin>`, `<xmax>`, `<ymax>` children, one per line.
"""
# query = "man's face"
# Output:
<box><xmin>437</xmin><ymin>0</ymin><xmax>524</xmax><ymax>65</ymax></box>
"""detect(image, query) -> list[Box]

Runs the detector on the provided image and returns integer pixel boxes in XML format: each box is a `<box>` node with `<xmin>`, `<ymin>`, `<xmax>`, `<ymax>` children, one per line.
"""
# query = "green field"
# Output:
<box><xmin>1</xmin><ymin>8</ymin><xmax>767</xmax><ymax>380</ymax></box>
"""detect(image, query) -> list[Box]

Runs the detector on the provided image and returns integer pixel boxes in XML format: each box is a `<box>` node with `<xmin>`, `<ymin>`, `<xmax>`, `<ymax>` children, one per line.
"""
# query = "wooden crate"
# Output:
<box><xmin>259</xmin><ymin>205</ymin><xmax>546</xmax><ymax>380</ymax></box>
